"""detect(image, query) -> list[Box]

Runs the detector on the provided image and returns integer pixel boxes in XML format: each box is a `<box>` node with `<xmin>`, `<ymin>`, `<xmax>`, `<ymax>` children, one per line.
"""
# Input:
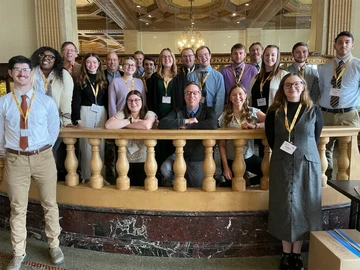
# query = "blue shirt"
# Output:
<box><xmin>319</xmin><ymin>54</ymin><xmax>360</xmax><ymax>109</ymax></box>
<box><xmin>188</xmin><ymin>66</ymin><xmax>225</xmax><ymax>116</ymax></box>
<box><xmin>0</xmin><ymin>89</ymin><xmax>59</xmax><ymax>154</ymax></box>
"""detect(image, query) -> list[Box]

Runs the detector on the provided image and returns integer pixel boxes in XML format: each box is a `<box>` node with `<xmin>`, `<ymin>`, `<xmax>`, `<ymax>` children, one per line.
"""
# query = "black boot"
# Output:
<box><xmin>279</xmin><ymin>252</ymin><xmax>291</xmax><ymax>270</ymax></box>
<box><xmin>291</xmin><ymin>252</ymin><xmax>304</xmax><ymax>270</ymax></box>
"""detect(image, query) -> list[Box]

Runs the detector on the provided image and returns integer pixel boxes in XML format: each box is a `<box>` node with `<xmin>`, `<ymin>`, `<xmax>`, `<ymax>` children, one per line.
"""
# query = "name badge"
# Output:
<box><xmin>127</xmin><ymin>143</ymin><xmax>140</xmax><ymax>155</ymax></box>
<box><xmin>162</xmin><ymin>96</ymin><xmax>171</xmax><ymax>104</ymax></box>
<box><xmin>330</xmin><ymin>88</ymin><xmax>341</xmax><ymax>97</ymax></box>
<box><xmin>257</xmin><ymin>98</ymin><xmax>266</xmax><ymax>107</ymax></box>
<box><xmin>280</xmin><ymin>141</ymin><xmax>297</xmax><ymax>155</ymax></box>
<box><xmin>20</xmin><ymin>129</ymin><xmax>29</xmax><ymax>136</ymax></box>
<box><xmin>91</xmin><ymin>104</ymin><xmax>101</xmax><ymax>113</ymax></box>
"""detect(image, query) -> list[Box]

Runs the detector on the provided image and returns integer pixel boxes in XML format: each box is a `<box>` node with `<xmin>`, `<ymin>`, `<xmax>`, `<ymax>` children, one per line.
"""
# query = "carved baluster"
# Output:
<box><xmin>318</xmin><ymin>136</ymin><xmax>329</xmax><ymax>187</ymax></box>
<box><xmin>115</xmin><ymin>139</ymin><xmax>130</xmax><ymax>190</ymax></box>
<box><xmin>63</xmin><ymin>137</ymin><xmax>79</xmax><ymax>186</ymax></box>
<box><xmin>337</xmin><ymin>136</ymin><xmax>351</xmax><ymax>180</ymax></box>
<box><xmin>232</xmin><ymin>139</ymin><xmax>246</xmax><ymax>191</ymax></box>
<box><xmin>173</xmin><ymin>139</ymin><xmax>187</xmax><ymax>192</ymax></box>
<box><xmin>202</xmin><ymin>139</ymin><xmax>216</xmax><ymax>192</ymax></box>
<box><xmin>0</xmin><ymin>157</ymin><xmax>4</xmax><ymax>183</ymax></box>
<box><xmin>144</xmin><ymin>139</ymin><xmax>158</xmax><ymax>191</ymax></box>
<box><xmin>88</xmin><ymin>138</ymin><xmax>104</xmax><ymax>189</ymax></box>
<box><xmin>260</xmin><ymin>138</ymin><xmax>271</xmax><ymax>190</ymax></box>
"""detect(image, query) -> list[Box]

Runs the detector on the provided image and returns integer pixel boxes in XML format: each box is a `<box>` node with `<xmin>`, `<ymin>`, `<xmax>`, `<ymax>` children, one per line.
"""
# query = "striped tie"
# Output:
<box><xmin>330</xmin><ymin>60</ymin><xmax>344</xmax><ymax>108</ymax></box>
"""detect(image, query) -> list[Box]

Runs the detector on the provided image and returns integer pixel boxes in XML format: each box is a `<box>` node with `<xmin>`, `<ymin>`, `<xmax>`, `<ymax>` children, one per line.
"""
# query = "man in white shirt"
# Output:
<box><xmin>0</xmin><ymin>56</ymin><xmax>64</xmax><ymax>270</ymax></box>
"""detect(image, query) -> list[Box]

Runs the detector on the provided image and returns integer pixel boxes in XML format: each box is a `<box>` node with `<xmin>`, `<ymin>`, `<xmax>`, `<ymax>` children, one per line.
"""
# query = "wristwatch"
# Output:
<box><xmin>129</xmin><ymin>118</ymin><xmax>133</xmax><ymax>124</ymax></box>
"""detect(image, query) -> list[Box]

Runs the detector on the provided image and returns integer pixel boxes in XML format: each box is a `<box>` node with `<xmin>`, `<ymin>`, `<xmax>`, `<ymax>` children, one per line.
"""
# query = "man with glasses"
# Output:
<box><xmin>158</xmin><ymin>81</ymin><xmax>217</xmax><ymax>187</ymax></box>
<box><xmin>287</xmin><ymin>42</ymin><xmax>320</xmax><ymax>103</ymax></box>
<box><xmin>179</xmin><ymin>47</ymin><xmax>198</xmax><ymax>75</ymax></box>
<box><xmin>0</xmin><ymin>56</ymin><xmax>64</xmax><ymax>270</ymax></box>
<box><xmin>60</xmin><ymin>41</ymin><xmax>81</xmax><ymax>81</ymax></box>
<box><xmin>188</xmin><ymin>46</ymin><xmax>225</xmax><ymax>116</ymax></box>
<box><xmin>318</xmin><ymin>31</ymin><xmax>360</xmax><ymax>180</ymax></box>
<box><xmin>221</xmin><ymin>43</ymin><xmax>258</xmax><ymax>101</ymax></box>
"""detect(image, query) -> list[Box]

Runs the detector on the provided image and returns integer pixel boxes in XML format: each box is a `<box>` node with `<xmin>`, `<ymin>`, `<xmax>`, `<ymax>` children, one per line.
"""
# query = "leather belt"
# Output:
<box><xmin>6</xmin><ymin>144</ymin><xmax>52</xmax><ymax>156</ymax></box>
<box><xmin>320</xmin><ymin>106</ymin><xmax>356</xmax><ymax>114</ymax></box>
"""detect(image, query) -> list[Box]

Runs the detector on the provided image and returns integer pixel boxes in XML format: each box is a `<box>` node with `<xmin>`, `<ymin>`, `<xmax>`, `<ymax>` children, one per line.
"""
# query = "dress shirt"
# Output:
<box><xmin>188</xmin><ymin>66</ymin><xmax>225</xmax><ymax>116</ymax></box>
<box><xmin>0</xmin><ymin>89</ymin><xmax>59</xmax><ymax>154</ymax></box>
<box><xmin>319</xmin><ymin>55</ymin><xmax>360</xmax><ymax>109</ymax></box>
<box><xmin>134</xmin><ymin>68</ymin><xmax>144</xmax><ymax>79</ymax></box>
<box><xmin>221</xmin><ymin>63</ymin><xmax>258</xmax><ymax>99</ymax></box>
<box><xmin>287</xmin><ymin>63</ymin><xmax>320</xmax><ymax>103</ymax></box>
<box><xmin>105</xmin><ymin>69</ymin><xmax>122</xmax><ymax>84</ymax></box>
<box><xmin>108</xmin><ymin>77</ymin><xmax>146</xmax><ymax>118</ymax></box>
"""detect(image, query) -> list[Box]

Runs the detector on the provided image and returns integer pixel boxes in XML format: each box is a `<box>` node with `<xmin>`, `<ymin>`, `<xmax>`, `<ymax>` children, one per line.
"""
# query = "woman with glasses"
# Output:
<box><xmin>248</xmin><ymin>45</ymin><xmax>288</xmax><ymax>158</ymax></box>
<box><xmin>72</xmin><ymin>53</ymin><xmax>108</xmax><ymax>183</ymax></box>
<box><xmin>265</xmin><ymin>73</ymin><xmax>323</xmax><ymax>270</ymax></box>
<box><xmin>31</xmin><ymin>46</ymin><xmax>74</xmax><ymax>179</ymax></box>
<box><xmin>146</xmin><ymin>48</ymin><xmax>187</xmax><ymax>173</ymax></box>
<box><xmin>108</xmin><ymin>57</ymin><xmax>145</xmax><ymax>119</ymax></box>
<box><xmin>105</xmin><ymin>90</ymin><xmax>157</xmax><ymax>186</ymax></box>
<box><xmin>218</xmin><ymin>84</ymin><xmax>265</xmax><ymax>187</ymax></box>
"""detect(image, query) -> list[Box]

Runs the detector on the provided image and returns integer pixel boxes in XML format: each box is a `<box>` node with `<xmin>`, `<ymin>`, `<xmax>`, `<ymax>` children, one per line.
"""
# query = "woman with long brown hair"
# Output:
<box><xmin>72</xmin><ymin>53</ymin><xmax>108</xmax><ymax>182</ymax></box>
<box><xmin>265</xmin><ymin>73</ymin><xmax>323</xmax><ymax>270</ymax></box>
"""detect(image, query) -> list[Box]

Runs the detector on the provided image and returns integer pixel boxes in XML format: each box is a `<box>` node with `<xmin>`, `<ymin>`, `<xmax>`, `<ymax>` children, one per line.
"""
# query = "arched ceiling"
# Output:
<box><xmin>76</xmin><ymin>0</ymin><xmax>312</xmax><ymax>54</ymax></box>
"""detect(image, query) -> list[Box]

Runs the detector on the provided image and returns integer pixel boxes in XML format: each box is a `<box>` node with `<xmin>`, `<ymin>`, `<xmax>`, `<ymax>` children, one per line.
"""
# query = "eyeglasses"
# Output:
<box><xmin>123</xmin><ymin>63</ymin><xmax>136</xmax><ymax>67</ymax></box>
<box><xmin>12</xmin><ymin>67</ymin><xmax>32</xmax><ymax>72</ymax></box>
<box><xmin>185</xmin><ymin>91</ymin><xmax>201</xmax><ymax>96</ymax></box>
<box><xmin>162</xmin><ymin>55</ymin><xmax>172</xmax><ymax>60</ymax></box>
<box><xmin>284</xmin><ymin>81</ymin><xmax>304</xmax><ymax>89</ymax></box>
<box><xmin>39</xmin><ymin>53</ymin><xmax>56</xmax><ymax>60</ymax></box>
<box><xmin>127</xmin><ymin>98</ymin><xmax>142</xmax><ymax>103</ymax></box>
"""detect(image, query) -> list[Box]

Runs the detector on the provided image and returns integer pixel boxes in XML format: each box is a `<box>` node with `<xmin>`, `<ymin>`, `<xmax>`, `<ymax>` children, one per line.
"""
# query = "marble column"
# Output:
<box><xmin>35</xmin><ymin>0</ymin><xmax>79</xmax><ymax>51</ymax></box>
<box><xmin>246</xmin><ymin>28</ymin><xmax>262</xmax><ymax>51</ymax></box>
<box><xmin>123</xmin><ymin>30</ymin><xmax>141</xmax><ymax>54</ymax></box>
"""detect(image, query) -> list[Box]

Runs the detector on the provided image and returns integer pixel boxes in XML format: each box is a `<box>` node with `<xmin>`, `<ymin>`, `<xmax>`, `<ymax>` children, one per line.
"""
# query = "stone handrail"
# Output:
<box><xmin>0</xmin><ymin>126</ymin><xmax>359</xmax><ymax>192</ymax></box>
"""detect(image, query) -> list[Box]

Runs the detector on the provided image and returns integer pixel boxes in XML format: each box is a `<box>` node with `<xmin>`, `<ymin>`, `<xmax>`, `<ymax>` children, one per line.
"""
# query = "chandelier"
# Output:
<box><xmin>177</xmin><ymin>0</ymin><xmax>205</xmax><ymax>53</ymax></box>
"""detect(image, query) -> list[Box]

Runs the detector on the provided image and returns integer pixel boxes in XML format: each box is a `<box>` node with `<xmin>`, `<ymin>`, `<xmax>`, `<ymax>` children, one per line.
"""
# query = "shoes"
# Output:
<box><xmin>279</xmin><ymin>252</ymin><xmax>291</xmax><ymax>270</ymax></box>
<box><xmin>291</xmin><ymin>253</ymin><xmax>304</xmax><ymax>270</ymax></box>
<box><xmin>49</xmin><ymin>246</ymin><xmax>64</xmax><ymax>265</ymax></box>
<box><xmin>7</xmin><ymin>254</ymin><xmax>26</xmax><ymax>270</ymax></box>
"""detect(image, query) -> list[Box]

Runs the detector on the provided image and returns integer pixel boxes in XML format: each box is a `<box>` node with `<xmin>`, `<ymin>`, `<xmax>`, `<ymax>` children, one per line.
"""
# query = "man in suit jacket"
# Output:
<box><xmin>287</xmin><ymin>42</ymin><xmax>320</xmax><ymax>103</ymax></box>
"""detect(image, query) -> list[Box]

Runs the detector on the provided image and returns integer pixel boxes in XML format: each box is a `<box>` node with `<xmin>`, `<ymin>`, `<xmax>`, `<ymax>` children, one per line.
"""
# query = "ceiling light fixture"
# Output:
<box><xmin>177</xmin><ymin>0</ymin><xmax>205</xmax><ymax>53</ymax></box>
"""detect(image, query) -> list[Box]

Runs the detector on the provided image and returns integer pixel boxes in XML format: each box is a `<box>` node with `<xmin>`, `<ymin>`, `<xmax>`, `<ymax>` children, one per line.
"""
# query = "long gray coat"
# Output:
<box><xmin>268</xmin><ymin>106</ymin><xmax>322</xmax><ymax>242</ymax></box>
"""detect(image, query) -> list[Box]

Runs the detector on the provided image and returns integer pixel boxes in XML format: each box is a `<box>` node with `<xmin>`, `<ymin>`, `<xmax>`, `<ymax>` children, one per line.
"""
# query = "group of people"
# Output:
<box><xmin>0</xmin><ymin>30</ymin><xmax>359</xmax><ymax>270</ymax></box>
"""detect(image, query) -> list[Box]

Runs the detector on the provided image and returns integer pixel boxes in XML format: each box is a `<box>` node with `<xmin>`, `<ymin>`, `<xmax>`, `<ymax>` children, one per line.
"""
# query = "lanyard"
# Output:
<box><xmin>284</xmin><ymin>102</ymin><xmax>302</xmax><ymax>142</ymax></box>
<box><xmin>333</xmin><ymin>57</ymin><xmax>353</xmax><ymax>86</ymax></box>
<box><xmin>163</xmin><ymin>77</ymin><xmax>173</xmax><ymax>97</ymax></box>
<box><xmin>233</xmin><ymin>114</ymin><xmax>243</xmax><ymax>128</ymax></box>
<box><xmin>197</xmin><ymin>71</ymin><xmax>210</xmax><ymax>90</ymax></box>
<box><xmin>122</xmin><ymin>77</ymin><xmax>135</xmax><ymax>91</ymax></box>
<box><xmin>259</xmin><ymin>73</ymin><xmax>272</xmax><ymax>97</ymax></box>
<box><xmin>184</xmin><ymin>66</ymin><xmax>195</xmax><ymax>74</ymax></box>
<box><xmin>12</xmin><ymin>91</ymin><xmax>35</xmax><ymax>122</ymax></box>
<box><xmin>87</xmin><ymin>77</ymin><xmax>99</xmax><ymax>104</ymax></box>
<box><xmin>232</xmin><ymin>64</ymin><xmax>245</xmax><ymax>84</ymax></box>
<box><xmin>40</xmin><ymin>70</ymin><xmax>54</xmax><ymax>92</ymax></box>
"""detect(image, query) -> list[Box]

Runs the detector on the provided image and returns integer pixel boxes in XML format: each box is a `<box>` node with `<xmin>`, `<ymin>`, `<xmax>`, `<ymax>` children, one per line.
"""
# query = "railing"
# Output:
<box><xmin>0</xmin><ymin>126</ymin><xmax>359</xmax><ymax>211</ymax></box>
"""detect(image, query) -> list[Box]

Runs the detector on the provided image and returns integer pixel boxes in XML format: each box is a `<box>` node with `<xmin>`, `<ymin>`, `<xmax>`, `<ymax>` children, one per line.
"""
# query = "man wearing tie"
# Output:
<box><xmin>287</xmin><ymin>42</ymin><xmax>320</xmax><ymax>103</ymax></box>
<box><xmin>249</xmin><ymin>42</ymin><xmax>264</xmax><ymax>72</ymax></box>
<box><xmin>318</xmin><ymin>31</ymin><xmax>360</xmax><ymax>179</ymax></box>
<box><xmin>179</xmin><ymin>47</ymin><xmax>197</xmax><ymax>75</ymax></box>
<box><xmin>221</xmin><ymin>43</ymin><xmax>258</xmax><ymax>101</ymax></box>
<box><xmin>188</xmin><ymin>46</ymin><xmax>225</xmax><ymax>116</ymax></box>
<box><xmin>0</xmin><ymin>56</ymin><xmax>64</xmax><ymax>269</ymax></box>
<box><xmin>158</xmin><ymin>81</ymin><xmax>217</xmax><ymax>187</ymax></box>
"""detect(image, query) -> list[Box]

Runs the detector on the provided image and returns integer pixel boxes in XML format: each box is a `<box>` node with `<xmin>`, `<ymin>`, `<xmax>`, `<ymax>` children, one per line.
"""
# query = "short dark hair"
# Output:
<box><xmin>335</xmin><ymin>31</ymin><xmax>354</xmax><ymax>42</ymax></box>
<box><xmin>292</xmin><ymin>42</ymin><xmax>309</xmax><ymax>53</ymax></box>
<box><xmin>8</xmin><ymin>55</ymin><xmax>32</xmax><ymax>70</ymax></box>
<box><xmin>231</xmin><ymin>43</ymin><xmax>246</xmax><ymax>53</ymax></box>
<box><xmin>143</xmin><ymin>56</ymin><xmax>155</xmax><ymax>65</ymax></box>
<box><xmin>61</xmin><ymin>41</ymin><xmax>78</xmax><ymax>52</ymax></box>
<box><xmin>184</xmin><ymin>81</ymin><xmax>201</xmax><ymax>92</ymax></box>
<box><xmin>249</xmin><ymin>42</ymin><xmax>264</xmax><ymax>51</ymax></box>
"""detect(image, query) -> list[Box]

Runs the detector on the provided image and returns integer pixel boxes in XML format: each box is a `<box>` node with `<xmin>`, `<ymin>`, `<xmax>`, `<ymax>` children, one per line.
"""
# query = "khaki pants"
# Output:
<box><xmin>4</xmin><ymin>148</ymin><xmax>60</xmax><ymax>256</ymax></box>
<box><xmin>322</xmin><ymin>109</ymin><xmax>360</xmax><ymax>179</ymax></box>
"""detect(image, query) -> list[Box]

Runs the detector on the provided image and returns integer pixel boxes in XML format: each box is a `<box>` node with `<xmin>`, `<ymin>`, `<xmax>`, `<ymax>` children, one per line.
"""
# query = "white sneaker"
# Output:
<box><xmin>7</xmin><ymin>254</ymin><xmax>26</xmax><ymax>270</ymax></box>
<box><xmin>49</xmin><ymin>247</ymin><xmax>64</xmax><ymax>265</ymax></box>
